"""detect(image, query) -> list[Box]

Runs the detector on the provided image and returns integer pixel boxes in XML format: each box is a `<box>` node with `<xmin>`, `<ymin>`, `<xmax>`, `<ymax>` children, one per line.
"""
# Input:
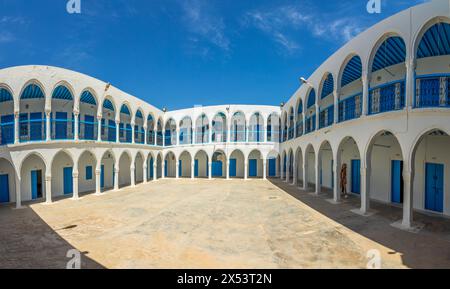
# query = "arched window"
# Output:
<box><xmin>305</xmin><ymin>89</ymin><xmax>316</xmax><ymax>134</ymax></box>
<box><xmin>230</xmin><ymin>112</ymin><xmax>246</xmax><ymax>143</ymax></box>
<box><xmin>79</xmin><ymin>90</ymin><xmax>97</xmax><ymax>140</ymax></box>
<box><xmin>147</xmin><ymin>114</ymin><xmax>155</xmax><ymax>145</ymax></box>
<box><xmin>179</xmin><ymin>116</ymin><xmax>193</xmax><ymax>145</ymax></box>
<box><xmin>415</xmin><ymin>22</ymin><xmax>450</xmax><ymax>108</ymax></box>
<box><xmin>212</xmin><ymin>113</ymin><xmax>227</xmax><ymax>143</ymax></box>
<box><xmin>135</xmin><ymin>110</ymin><xmax>145</xmax><ymax>144</ymax></box>
<box><xmin>0</xmin><ymin>87</ymin><xmax>14</xmax><ymax>145</ymax></box>
<box><xmin>101</xmin><ymin>98</ymin><xmax>116</xmax><ymax>142</ymax></box>
<box><xmin>339</xmin><ymin>55</ymin><xmax>362</xmax><ymax>122</ymax></box>
<box><xmin>319</xmin><ymin>74</ymin><xmax>335</xmax><ymax>129</ymax></box>
<box><xmin>249</xmin><ymin>113</ymin><xmax>264</xmax><ymax>142</ymax></box>
<box><xmin>296</xmin><ymin>99</ymin><xmax>303</xmax><ymax>137</ymax></box>
<box><xmin>119</xmin><ymin>104</ymin><xmax>132</xmax><ymax>143</ymax></box>
<box><xmin>195</xmin><ymin>114</ymin><xmax>209</xmax><ymax>144</ymax></box>
<box><xmin>19</xmin><ymin>83</ymin><xmax>46</xmax><ymax>142</ymax></box>
<box><xmin>164</xmin><ymin>119</ymin><xmax>176</xmax><ymax>146</ymax></box>
<box><xmin>267</xmin><ymin>113</ymin><xmax>280</xmax><ymax>143</ymax></box>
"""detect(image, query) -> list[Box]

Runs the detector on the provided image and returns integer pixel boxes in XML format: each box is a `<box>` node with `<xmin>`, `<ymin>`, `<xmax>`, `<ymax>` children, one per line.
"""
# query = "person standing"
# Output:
<box><xmin>340</xmin><ymin>164</ymin><xmax>348</xmax><ymax>199</ymax></box>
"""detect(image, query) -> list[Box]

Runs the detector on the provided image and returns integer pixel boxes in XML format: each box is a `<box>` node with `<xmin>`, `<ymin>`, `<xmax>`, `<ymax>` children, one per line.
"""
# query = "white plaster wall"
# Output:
<box><xmin>119</xmin><ymin>154</ymin><xmax>131</xmax><ymax>186</ymax></box>
<box><xmin>51</xmin><ymin>152</ymin><xmax>74</xmax><ymax>197</ymax></box>
<box><xmin>78</xmin><ymin>152</ymin><xmax>96</xmax><ymax>193</ymax></box>
<box><xmin>179</xmin><ymin>152</ymin><xmax>192</xmax><ymax>177</ymax></box>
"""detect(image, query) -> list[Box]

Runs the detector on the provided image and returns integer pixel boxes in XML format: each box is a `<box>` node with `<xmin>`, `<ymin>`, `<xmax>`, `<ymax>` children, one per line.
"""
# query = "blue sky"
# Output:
<box><xmin>0</xmin><ymin>0</ymin><xmax>426</xmax><ymax>110</ymax></box>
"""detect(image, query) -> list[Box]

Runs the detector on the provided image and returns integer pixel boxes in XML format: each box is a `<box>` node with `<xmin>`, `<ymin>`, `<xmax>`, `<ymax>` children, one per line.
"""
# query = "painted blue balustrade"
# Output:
<box><xmin>415</xmin><ymin>75</ymin><xmax>450</xmax><ymax>108</ymax></box>
<box><xmin>319</xmin><ymin>105</ymin><xmax>334</xmax><ymax>129</ymax></box>
<box><xmin>369</xmin><ymin>81</ymin><xmax>405</xmax><ymax>115</ymax></box>
<box><xmin>338</xmin><ymin>93</ymin><xmax>362</xmax><ymax>123</ymax></box>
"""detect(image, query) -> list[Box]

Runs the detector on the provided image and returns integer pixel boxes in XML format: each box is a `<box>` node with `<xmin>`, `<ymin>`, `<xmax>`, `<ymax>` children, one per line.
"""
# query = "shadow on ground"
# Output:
<box><xmin>0</xmin><ymin>204</ymin><xmax>104</xmax><ymax>269</ymax></box>
<box><xmin>269</xmin><ymin>178</ymin><xmax>450</xmax><ymax>269</ymax></box>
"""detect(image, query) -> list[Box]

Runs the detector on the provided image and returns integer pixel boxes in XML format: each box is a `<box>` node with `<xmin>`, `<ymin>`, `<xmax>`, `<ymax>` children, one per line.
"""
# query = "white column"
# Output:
<box><xmin>153</xmin><ymin>162</ymin><xmax>157</xmax><ymax>181</ymax></box>
<box><xmin>285</xmin><ymin>157</ymin><xmax>290</xmax><ymax>182</ymax></box>
<box><xmin>143</xmin><ymin>164</ymin><xmax>148</xmax><ymax>183</ymax></box>
<box><xmin>263</xmin><ymin>159</ymin><xmax>267</xmax><ymax>180</ymax></box>
<box><xmin>144</xmin><ymin>125</ymin><xmax>148</xmax><ymax>145</ymax></box>
<box><xmin>333</xmin><ymin>159</ymin><xmax>340</xmax><ymax>203</ymax></box>
<box><xmin>191</xmin><ymin>161</ymin><xmax>195</xmax><ymax>179</ymax></box>
<box><xmin>15</xmin><ymin>176</ymin><xmax>21</xmax><ymax>209</ymax></box>
<box><xmin>362</xmin><ymin>72</ymin><xmax>369</xmax><ymax>116</ymax></box>
<box><xmin>130</xmin><ymin>165</ymin><xmax>136</xmax><ymax>187</ymax></box>
<box><xmin>14</xmin><ymin>112</ymin><xmax>19</xmax><ymax>144</ymax></box>
<box><xmin>280</xmin><ymin>157</ymin><xmax>284</xmax><ymax>180</ymax></box>
<box><xmin>46</xmin><ymin>111</ymin><xmax>51</xmax><ymax>141</ymax></box>
<box><xmin>45</xmin><ymin>175</ymin><xmax>52</xmax><ymax>204</ymax></box>
<box><xmin>405</xmin><ymin>58</ymin><xmax>416</xmax><ymax>109</ymax></box>
<box><xmin>292</xmin><ymin>157</ymin><xmax>297</xmax><ymax>185</ymax></box>
<box><xmin>315</xmin><ymin>106</ymin><xmax>320</xmax><ymax>130</ymax></box>
<box><xmin>208</xmin><ymin>161</ymin><xmax>212</xmax><ymax>180</ymax></box>
<box><xmin>360</xmin><ymin>166</ymin><xmax>370</xmax><ymax>214</ymax></box>
<box><xmin>74</xmin><ymin>112</ymin><xmax>79</xmax><ymax>141</ymax></box>
<box><xmin>131</xmin><ymin>122</ymin><xmax>136</xmax><ymax>144</ymax></box>
<box><xmin>97</xmin><ymin>116</ymin><xmax>102</xmax><ymax>142</ymax></box>
<box><xmin>176</xmin><ymin>129</ymin><xmax>180</xmax><ymax>146</ymax></box>
<box><xmin>161</xmin><ymin>161</ymin><xmax>165</xmax><ymax>179</ymax></box>
<box><xmin>333</xmin><ymin>91</ymin><xmax>339</xmax><ymax>124</ymax></box>
<box><xmin>95</xmin><ymin>169</ymin><xmax>101</xmax><ymax>194</ymax></box>
<box><xmin>176</xmin><ymin>161</ymin><xmax>180</xmax><ymax>179</ymax></box>
<box><xmin>302</xmin><ymin>113</ymin><xmax>306</xmax><ymax>135</ymax></box>
<box><xmin>244</xmin><ymin>160</ymin><xmax>248</xmax><ymax>180</ymax></box>
<box><xmin>402</xmin><ymin>170</ymin><xmax>414</xmax><ymax>229</ymax></box>
<box><xmin>315</xmin><ymin>156</ymin><xmax>321</xmax><ymax>195</ymax></box>
<box><xmin>72</xmin><ymin>171</ymin><xmax>79</xmax><ymax>199</ymax></box>
<box><xmin>302</xmin><ymin>160</ymin><xmax>308</xmax><ymax>190</ymax></box>
<box><xmin>226</xmin><ymin>160</ymin><xmax>230</xmax><ymax>180</ymax></box>
<box><xmin>154</xmin><ymin>127</ymin><xmax>157</xmax><ymax>146</ymax></box>
<box><xmin>115</xmin><ymin>120</ymin><xmax>120</xmax><ymax>143</ymax></box>
<box><xmin>114</xmin><ymin>168</ymin><xmax>119</xmax><ymax>191</ymax></box>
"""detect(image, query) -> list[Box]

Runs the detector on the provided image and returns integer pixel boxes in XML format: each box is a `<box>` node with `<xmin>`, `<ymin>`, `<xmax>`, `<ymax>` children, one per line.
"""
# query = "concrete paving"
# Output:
<box><xmin>0</xmin><ymin>178</ymin><xmax>449</xmax><ymax>269</ymax></box>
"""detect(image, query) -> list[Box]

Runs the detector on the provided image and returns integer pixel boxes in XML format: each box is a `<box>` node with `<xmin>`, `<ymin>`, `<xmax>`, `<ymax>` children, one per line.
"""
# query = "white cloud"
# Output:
<box><xmin>181</xmin><ymin>0</ymin><xmax>230</xmax><ymax>53</ymax></box>
<box><xmin>244</xmin><ymin>4</ymin><xmax>367</xmax><ymax>53</ymax></box>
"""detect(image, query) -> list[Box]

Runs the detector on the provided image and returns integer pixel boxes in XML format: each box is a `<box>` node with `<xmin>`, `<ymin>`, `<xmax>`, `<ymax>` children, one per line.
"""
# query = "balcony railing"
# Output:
<box><xmin>248</xmin><ymin>129</ymin><xmax>265</xmax><ymax>142</ymax></box>
<box><xmin>415</xmin><ymin>75</ymin><xmax>450</xmax><ymax>108</ymax></box>
<box><xmin>305</xmin><ymin>114</ymin><xmax>316</xmax><ymax>135</ymax></box>
<box><xmin>80</xmin><ymin>116</ymin><xmax>97</xmax><ymax>141</ymax></box>
<box><xmin>0</xmin><ymin>115</ymin><xmax>14</xmax><ymax>145</ymax></box>
<box><xmin>135</xmin><ymin>126</ymin><xmax>145</xmax><ymax>144</ymax></box>
<box><xmin>319</xmin><ymin>105</ymin><xmax>334</xmax><ymax>129</ymax></box>
<box><xmin>101</xmin><ymin>119</ymin><xmax>116</xmax><ymax>142</ymax></box>
<box><xmin>119</xmin><ymin>123</ymin><xmax>132</xmax><ymax>143</ymax></box>
<box><xmin>338</xmin><ymin>93</ymin><xmax>362</xmax><ymax>123</ymax></box>
<box><xmin>296</xmin><ymin>120</ymin><xmax>303</xmax><ymax>138</ymax></box>
<box><xmin>19</xmin><ymin>113</ymin><xmax>46</xmax><ymax>142</ymax></box>
<box><xmin>369</xmin><ymin>80</ymin><xmax>405</xmax><ymax>115</ymax></box>
<box><xmin>180</xmin><ymin>129</ymin><xmax>193</xmax><ymax>144</ymax></box>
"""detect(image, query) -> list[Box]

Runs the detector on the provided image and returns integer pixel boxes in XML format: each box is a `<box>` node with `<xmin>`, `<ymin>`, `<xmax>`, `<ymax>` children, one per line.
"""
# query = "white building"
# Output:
<box><xmin>0</xmin><ymin>0</ymin><xmax>449</xmax><ymax>231</ymax></box>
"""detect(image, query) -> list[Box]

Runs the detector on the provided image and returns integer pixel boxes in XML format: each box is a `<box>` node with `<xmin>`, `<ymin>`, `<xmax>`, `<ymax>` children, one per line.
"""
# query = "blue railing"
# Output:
<box><xmin>0</xmin><ymin>115</ymin><xmax>14</xmax><ymax>145</ymax></box>
<box><xmin>248</xmin><ymin>129</ymin><xmax>265</xmax><ymax>142</ymax></box>
<box><xmin>305</xmin><ymin>114</ymin><xmax>316</xmax><ymax>135</ymax></box>
<box><xmin>296</xmin><ymin>120</ymin><xmax>303</xmax><ymax>138</ymax></box>
<box><xmin>80</xmin><ymin>116</ymin><xmax>97</xmax><ymax>140</ymax></box>
<box><xmin>51</xmin><ymin>117</ymin><xmax>75</xmax><ymax>140</ymax></box>
<box><xmin>164</xmin><ymin>130</ymin><xmax>177</xmax><ymax>146</ymax></box>
<box><xmin>101</xmin><ymin>119</ymin><xmax>116</xmax><ymax>142</ymax></box>
<box><xmin>338</xmin><ymin>93</ymin><xmax>362</xmax><ymax>123</ymax></box>
<box><xmin>135</xmin><ymin>126</ymin><xmax>145</xmax><ymax>144</ymax></box>
<box><xmin>288</xmin><ymin>126</ymin><xmax>295</xmax><ymax>140</ymax></box>
<box><xmin>119</xmin><ymin>123</ymin><xmax>132</xmax><ymax>143</ymax></box>
<box><xmin>319</xmin><ymin>105</ymin><xmax>334</xmax><ymax>129</ymax></box>
<box><xmin>415</xmin><ymin>75</ymin><xmax>450</xmax><ymax>108</ymax></box>
<box><xmin>180</xmin><ymin>129</ymin><xmax>193</xmax><ymax>144</ymax></box>
<box><xmin>19</xmin><ymin>113</ymin><xmax>46</xmax><ymax>142</ymax></box>
<box><xmin>369</xmin><ymin>80</ymin><xmax>405</xmax><ymax>115</ymax></box>
<box><xmin>230</xmin><ymin>129</ymin><xmax>246</xmax><ymax>143</ymax></box>
<box><xmin>266</xmin><ymin>127</ymin><xmax>279</xmax><ymax>143</ymax></box>
<box><xmin>156</xmin><ymin>131</ymin><xmax>163</xmax><ymax>146</ymax></box>
<box><xmin>147</xmin><ymin>130</ymin><xmax>155</xmax><ymax>145</ymax></box>
<box><xmin>211</xmin><ymin>130</ymin><xmax>226</xmax><ymax>143</ymax></box>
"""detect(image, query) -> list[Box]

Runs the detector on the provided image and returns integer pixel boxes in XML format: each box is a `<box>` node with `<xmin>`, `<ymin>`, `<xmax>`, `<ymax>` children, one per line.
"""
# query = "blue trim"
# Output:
<box><xmin>0</xmin><ymin>88</ymin><xmax>13</xmax><ymax>102</ymax></box>
<box><xmin>417</xmin><ymin>22</ymin><xmax>450</xmax><ymax>59</ymax></box>
<box><xmin>321</xmin><ymin>74</ymin><xmax>334</xmax><ymax>99</ymax></box>
<box><xmin>52</xmin><ymin>85</ymin><xmax>73</xmax><ymax>100</ymax></box>
<box><xmin>21</xmin><ymin>84</ymin><xmax>44</xmax><ymax>99</ymax></box>
<box><xmin>80</xmin><ymin>90</ymin><xmax>96</xmax><ymax>105</ymax></box>
<box><xmin>103</xmin><ymin>99</ymin><xmax>115</xmax><ymax>111</ymax></box>
<box><xmin>307</xmin><ymin>89</ymin><xmax>316</xmax><ymax>108</ymax></box>
<box><xmin>341</xmin><ymin>56</ymin><xmax>362</xmax><ymax>87</ymax></box>
<box><xmin>372</xmin><ymin>37</ymin><xmax>406</xmax><ymax>72</ymax></box>
<box><xmin>120</xmin><ymin>105</ymin><xmax>131</xmax><ymax>115</ymax></box>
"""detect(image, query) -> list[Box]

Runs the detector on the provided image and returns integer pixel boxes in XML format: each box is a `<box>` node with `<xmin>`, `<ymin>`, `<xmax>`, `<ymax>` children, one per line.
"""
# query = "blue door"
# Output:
<box><xmin>164</xmin><ymin>160</ymin><xmax>168</xmax><ymax>177</ymax></box>
<box><xmin>63</xmin><ymin>167</ymin><xmax>73</xmax><ymax>195</ymax></box>
<box><xmin>55</xmin><ymin>112</ymin><xmax>68</xmax><ymax>140</ymax></box>
<box><xmin>1</xmin><ymin>114</ymin><xmax>14</xmax><ymax>145</ymax></box>
<box><xmin>283</xmin><ymin>155</ymin><xmax>287</xmax><ymax>174</ymax></box>
<box><xmin>194</xmin><ymin>160</ymin><xmax>199</xmax><ymax>177</ymax></box>
<box><xmin>391</xmin><ymin>160</ymin><xmax>404</xmax><ymax>204</ymax></box>
<box><xmin>101</xmin><ymin>165</ymin><xmax>105</xmax><ymax>188</ymax></box>
<box><xmin>31</xmin><ymin>170</ymin><xmax>39</xmax><ymax>200</ymax></box>
<box><xmin>0</xmin><ymin>174</ymin><xmax>9</xmax><ymax>203</ymax></box>
<box><xmin>108</xmin><ymin>120</ymin><xmax>116</xmax><ymax>142</ymax></box>
<box><xmin>150</xmin><ymin>158</ymin><xmax>154</xmax><ymax>179</ymax></box>
<box><xmin>229</xmin><ymin>159</ymin><xmax>237</xmax><ymax>177</ymax></box>
<box><xmin>331</xmin><ymin>160</ymin><xmax>334</xmax><ymax>189</ymax></box>
<box><xmin>351</xmin><ymin>160</ymin><xmax>361</xmax><ymax>194</ymax></box>
<box><xmin>179</xmin><ymin>160</ymin><xmax>182</xmax><ymax>177</ymax></box>
<box><xmin>425</xmin><ymin>163</ymin><xmax>444</xmax><ymax>213</ymax></box>
<box><xmin>268</xmin><ymin>159</ymin><xmax>276</xmax><ymax>177</ymax></box>
<box><xmin>30</xmin><ymin>112</ymin><xmax>43</xmax><ymax>141</ymax></box>
<box><xmin>249</xmin><ymin>159</ymin><xmax>257</xmax><ymax>177</ymax></box>
<box><xmin>212</xmin><ymin>161</ymin><xmax>223</xmax><ymax>177</ymax></box>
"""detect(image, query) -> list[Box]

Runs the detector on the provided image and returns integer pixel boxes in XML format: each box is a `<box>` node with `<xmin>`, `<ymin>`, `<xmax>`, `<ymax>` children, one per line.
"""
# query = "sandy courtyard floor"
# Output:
<box><xmin>0</xmin><ymin>179</ymin><xmax>449</xmax><ymax>269</ymax></box>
